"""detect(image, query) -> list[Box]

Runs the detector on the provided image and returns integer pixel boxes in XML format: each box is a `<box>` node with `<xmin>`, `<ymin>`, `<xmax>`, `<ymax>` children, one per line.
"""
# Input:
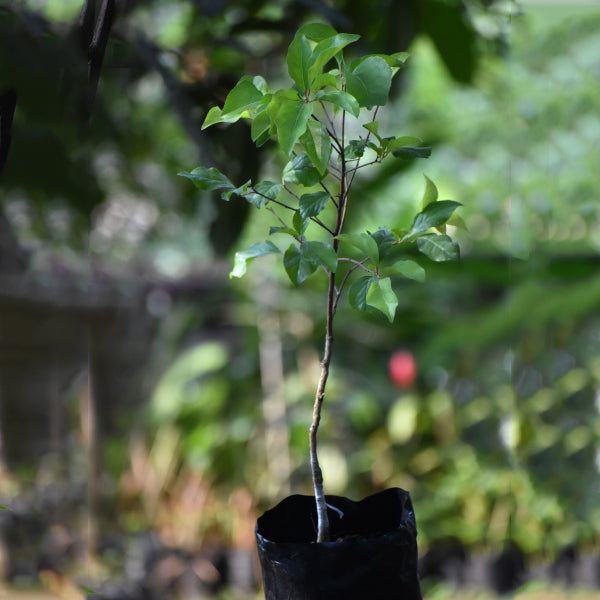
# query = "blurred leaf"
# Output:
<box><xmin>416</xmin><ymin>234</ymin><xmax>460</xmax><ymax>261</ymax></box>
<box><xmin>151</xmin><ymin>343</ymin><xmax>229</xmax><ymax>422</ymax></box>
<box><xmin>388</xmin><ymin>395</ymin><xmax>418</xmax><ymax>444</ymax></box>
<box><xmin>230</xmin><ymin>240</ymin><xmax>280</xmax><ymax>278</ymax></box>
<box><xmin>421</xmin><ymin>174</ymin><xmax>438</xmax><ymax>209</ymax></box>
<box><xmin>391</xmin><ymin>145</ymin><xmax>432</xmax><ymax>159</ymax></box>
<box><xmin>366</xmin><ymin>276</ymin><xmax>397</xmax><ymax>321</ymax></box>
<box><xmin>388</xmin><ymin>259</ymin><xmax>426</xmax><ymax>282</ymax></box>
<box><xmin>299</xmin><ymin>191</ymin><xmax>330</xmax><ymax>219</ymax></box>
<box><xmin>405</xmin><ymin>200</ymin><xmax>462</xmax><ymax>240</ymax></box>
<box><xmin>179</xmin><ymin>167</ymin><xmax>234</xmax><ymax>195</ymax></box>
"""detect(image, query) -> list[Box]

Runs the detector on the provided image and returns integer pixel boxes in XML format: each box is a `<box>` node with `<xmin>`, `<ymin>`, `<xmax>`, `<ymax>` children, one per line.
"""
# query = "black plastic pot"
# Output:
<box><xmin>255</xmin><ymin>488</ymin><xmax>422</xmax><ymax>599</ymax></box>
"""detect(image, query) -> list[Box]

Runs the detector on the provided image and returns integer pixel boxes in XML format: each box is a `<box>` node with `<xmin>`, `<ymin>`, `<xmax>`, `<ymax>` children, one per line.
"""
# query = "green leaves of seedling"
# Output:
<box><xmin>299</xmin><ymin>191</ymin><xmax>330</xmax><ymax>219</ymax></box>
<box><xmin>231</xmin><ymin>241</ymin><xmax>280</xmax><ymax>278</ymax></box>
<box><xmin>405</xmin><ymin>200</ymin><xmax>463</xmax><ymax>241</ymax></box>
<box><xmin>182</xmin><ymin>24</ymin><xmax>463</xmax><ymax>322</ymax></box>
<box><xmin>388</xmin><ymin>260</ymin><xmax>426</xmax><ymax>282</ymax></box>
<box><xmin>361</xmin><ymin>122</ymin><xmax>431</xmax><ymax>161</ymax></box>
<box><xmin>367</xmin><ymin>277</ymin><xmax>398</xmax><ymax>322</ymax></box>
<box><xmin>179</xmin><ymin>167</ymin><xmax>234</xmax><ymax>194</ymax></box>
<box><xmin>345</xmin><ymin>56</ymin><xmax>392</xmax><ymax>109</ymax></box>
<box><xmin>300</xmin><ymin>120</ymin><xmax>331</xmax><ymax>175</ymax></box>
<box><xmin>337</xmin><ymin>232</ymin><xmax>379</xmax><ymax>265</ymax></box>
<box><xmin>244</xmin><ymin>181</ymin><xmax>282</xmax><ymax>208</ymax></box>
<box><xmin>284</xmin><ymin>241</ymin><xmax>337</xmax><ymax>285</ymax></box>
<box><xmin>417</xmin><ymin>234</ymin><xmax>460</xmax><ymax>262</ymax></box>
<box><xmin>283</xmin><ymin>153</ymin><xmax>323</xmax><ymax>186</ymax></box>
<box><xmin>287</xmin><ymin>32</ymin><xmax>360</xmax><ymax>93</ymax></box>
<box><xmin>348</xmin><ymin>276</ymin><xmax>397</xmax><ymax>322</ymax></box>
<box><xmin>202</xmin><ymin>76</ymin><xmax>267</xmax><ymax>128</ymax></box>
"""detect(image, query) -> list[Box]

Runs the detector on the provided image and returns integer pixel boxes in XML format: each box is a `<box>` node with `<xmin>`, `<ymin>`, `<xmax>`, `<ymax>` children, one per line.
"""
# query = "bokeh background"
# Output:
<box><xmin>1</xmin><ymin>0</ymin><xmax>599</xmax><ymax>598</ymax></box>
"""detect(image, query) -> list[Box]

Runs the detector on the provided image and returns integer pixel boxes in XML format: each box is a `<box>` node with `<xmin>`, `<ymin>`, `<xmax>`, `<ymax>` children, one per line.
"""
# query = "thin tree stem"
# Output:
<box><xmin>309</xmin><ymin>272</ymin><xmax>335</xmax><ymax>542</ymax></box>
<box><xmin>310</xmin><ymin>109</ymin><xmax>348</xmax><ymax>543</ymax></box>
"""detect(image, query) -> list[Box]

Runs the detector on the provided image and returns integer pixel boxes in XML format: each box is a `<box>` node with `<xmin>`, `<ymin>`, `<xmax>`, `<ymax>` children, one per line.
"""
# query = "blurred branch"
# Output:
<box><xmin>135</xmin><ymin>35</ymin><xmax>213</xmax><ymax>166</ymax></box>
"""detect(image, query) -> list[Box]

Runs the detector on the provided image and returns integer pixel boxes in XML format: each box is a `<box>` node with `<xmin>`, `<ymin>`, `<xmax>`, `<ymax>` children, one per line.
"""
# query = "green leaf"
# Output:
<box><xmin>363</xmin><ymin>121</ymin><xmax>380</xmax><ymax>139</ymax></box>
<box><xmin>345</xmin><ymin>56</ymin><xmax>392</xmax><ymax>108</ymax></box>
<box><xmin>270</xmin><ymin>225</ymin><xmax>296</xmax><ymax>236</ymax></box>
<box><xmin>384</xmin><ymin>136</ymin><xmax>424</xmax><ymax>153</ymax></box>
<box><xmin>297</xmin><ymin>23</ymin><xmax>338</xmax><ymax>42</ymax></box>
<box><xmin>370</xmin><ymin>227</ymin><xmax>397</xmax><ymax>261</ymax></box>
<box><xmin>337</xmin><ymin>232</ymin><xmax>379</xmax><ymax>265</ymax></box>
<box><xmin>223</xmin><ymin>179</ymin><xmax>251</xmax><ymax>201</ymax></box>
<box><xmin>405</xmin><ymin>200</ymin><xmax>462</xmax><ymax>240</ymax></box>
<box><xmin>251</xmin><ymin>106</ymin><xmax>272</xmax><ymax>146</ymax></box>
<box><xmin>352</xmin><ymin>52</ymin><xmax>409</xmax><ymax>76</ymax></box>
<box><xmin>202</xmin><ymin>77</ymin><xmax>265</xmax><ymax>129</ymax></box>
<box><xmin>391</xmin><ymin>146</ymin><xmax>432</xmax><ymax>159</ymax></box>
<box><xmin>299</xmin><ymin>191</ymin><xmax>330</xmax><ymax>219</ymax></box>
<box><xmin>293</xmin><ymin>211</ymin><xmax>310</xmax><ymax>236</ymax></box>
<box><xmin>231</xmin><ymin>241</ymin><xmax>280</xmax><ymax>278</ymax></box>
<box><xmin>202</xmin><ymin>106</ymin><xmax>225</xmax><ymax>129</ymax></box>
<box><xmin>0</xmin><ymin>505</ymin><xmax>9</xmax><ymax>510</ymax></box>
<box><xmin>283</xmin><ymin>244</ymin><xmax>317</xmax><ymax>285</ymax></box>
<box><xmin>245</xmin><ymin>181</ymin><xmax>281</xmax><ymax>208</ymax></box>
<box><xmin>416</xmin><ymin>234</ymin><xmax>460</xmax><ymax>262</ymax></box>
<box><xmin>349</xmin><ymin>275</ymin><xmax>375</xmax><ymax>311</ymax></box>
<box><xmin>222</xmin><ymin>76</ymin><xmax>265</xmax><ymax>116</ymax></box>
<box><xmin>366</xmin><ymin>276</ymin><xmax>398</xmax><ymax>322</ymax></box>
<box><xmin>388</xmin><ymin>260</ymin><xmax>426</xmax><ymax>283</ymax></box>
<box><xmin>308</xmin><ymin>33</ymin><xmax>360</xmax><ymax>85</ymax></box>
<box><xmin>178</xmin><ymin>167</ymin><xmax>235</xmax><ymax>196</ymax></box>
<box><xmin>267</xmin><ymin>88</ymin><xmax>301</xmax><ymax>124</ymax></box>
<box><xmin>344</xmin><ymin>139</ymin><xmax>367</xmax><ymax>159</ymax></box>
<box><xmin>275</xmin><ymin>99</ymin><xmax>313</xmax><ymax>155</ymax></box>
<box><xmin>303</xmin><ymin>240</ymin><xmax>337</xmax><ymax>272</ymax></box>
<box><xmin>421</xmin><ymin>174</ymin><xmax>439</xmax><ymax>209</ymax></box>
<box><xmin>287</xmin><ymin>34</ymin><xmax>314</xmax><ymax>91</ymax></box>
<box><xmin>312</xmin><ymin>72</ymin><xmax>339</xmax><ymax>89</ymax></box>
<box><xmin>299</xmin><ymin>120</ymin><xmax>331</xmax><ymax>175</ymax></box>
<box><xmin>282</xmin><ymin>153</ymin><xmax>323</xmax><ymax>187</ymax></box>
<box><xmin>447</xmin><ymin>212</ymin><xmax>468</xmax><ymax>231</ymax></box>
<box><xmin>315</xmin><ymin>90</ymin><xmax>360</xmax><ymax>117</ymax></box>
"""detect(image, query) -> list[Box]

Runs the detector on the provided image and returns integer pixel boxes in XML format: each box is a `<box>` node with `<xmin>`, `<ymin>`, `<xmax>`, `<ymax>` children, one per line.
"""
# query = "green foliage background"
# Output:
<box><xmin>1</xmin><ymin>1</ymin><xmax>599</xmax><ymax>588</ymax></box>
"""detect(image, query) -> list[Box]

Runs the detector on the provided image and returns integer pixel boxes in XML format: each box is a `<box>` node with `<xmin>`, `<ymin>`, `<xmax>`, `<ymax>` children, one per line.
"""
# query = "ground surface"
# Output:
<box><xmin>4</xmin><ymin>586</ymin><xmax>600</xmax><ymax>600</ymax></box>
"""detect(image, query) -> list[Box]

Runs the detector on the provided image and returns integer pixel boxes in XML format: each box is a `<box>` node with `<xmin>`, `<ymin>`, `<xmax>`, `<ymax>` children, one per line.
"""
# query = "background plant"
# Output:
<box><xmin>1</xmin><ymin>1</ymin><xmax>599</xmax><ymax>597</ymax></box>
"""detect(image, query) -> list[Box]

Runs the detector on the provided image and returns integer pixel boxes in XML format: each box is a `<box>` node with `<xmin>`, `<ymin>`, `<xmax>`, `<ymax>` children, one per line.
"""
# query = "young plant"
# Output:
<box><xmin>180</xmin><ymin>23</ymin><xmax>462</xmax><ymax>543</ymax></box>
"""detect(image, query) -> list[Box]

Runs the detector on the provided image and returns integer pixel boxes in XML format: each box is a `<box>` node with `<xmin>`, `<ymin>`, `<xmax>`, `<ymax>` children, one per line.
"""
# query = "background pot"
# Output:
<box><xmin>255</xmin><ymin>487</ymin><xmax>422</xmax><ymax>600</ymax></box>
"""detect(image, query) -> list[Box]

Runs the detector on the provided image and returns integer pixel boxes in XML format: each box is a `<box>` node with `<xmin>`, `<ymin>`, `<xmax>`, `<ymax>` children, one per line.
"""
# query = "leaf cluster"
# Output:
<box><xmin>180</xmin><ymin>24</ymin><xmax>462</xmax><ymax>322</ymax></box>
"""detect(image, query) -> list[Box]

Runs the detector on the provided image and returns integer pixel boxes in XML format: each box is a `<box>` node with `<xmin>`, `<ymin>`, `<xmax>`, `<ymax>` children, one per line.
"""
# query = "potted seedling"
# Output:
<box><xmin>180</xmin><ymin>23</ymin><xmax>461</xmax><ymax>599</ymax></box>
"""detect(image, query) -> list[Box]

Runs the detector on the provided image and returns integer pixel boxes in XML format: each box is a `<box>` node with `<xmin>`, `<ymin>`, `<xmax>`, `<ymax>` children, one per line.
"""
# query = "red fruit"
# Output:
<box><xmin>389</xmin><ymin>350</ymin><xmax>417</xmax><ymax>389</ymax></box>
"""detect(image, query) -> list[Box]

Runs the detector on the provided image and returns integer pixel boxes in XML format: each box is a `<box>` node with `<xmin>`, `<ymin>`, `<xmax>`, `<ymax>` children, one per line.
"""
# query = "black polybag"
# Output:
<box><xmin>255</xmin><ymin>488</ymin><xmax>423</xmax><ymax>600</ymax></box>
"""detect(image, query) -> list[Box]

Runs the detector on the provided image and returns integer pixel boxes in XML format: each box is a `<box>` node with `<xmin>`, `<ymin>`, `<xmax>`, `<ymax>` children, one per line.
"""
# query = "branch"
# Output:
<box><xmin>338</xmin><ymin>257</ymin><xmax>375</xmax><ymax>274</ymax></box>
<box><xmin>266</xmin><ymin>206</ymin><xmax>289</xmax><ymax>230</ymax></box>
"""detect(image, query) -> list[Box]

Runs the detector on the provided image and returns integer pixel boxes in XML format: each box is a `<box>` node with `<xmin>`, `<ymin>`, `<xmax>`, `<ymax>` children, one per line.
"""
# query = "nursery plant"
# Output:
<box><xmin>180</xmin><ymin>22</ymin><xmax>461</xmax><ymax>596</ymax></box>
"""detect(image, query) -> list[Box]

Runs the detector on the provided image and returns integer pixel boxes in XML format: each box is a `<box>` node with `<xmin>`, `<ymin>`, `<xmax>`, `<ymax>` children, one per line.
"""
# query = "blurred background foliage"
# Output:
<box><xmin>1</xmin><ymin>0</ymin><xmax>600</xmax><ymax>597</ymax></box>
